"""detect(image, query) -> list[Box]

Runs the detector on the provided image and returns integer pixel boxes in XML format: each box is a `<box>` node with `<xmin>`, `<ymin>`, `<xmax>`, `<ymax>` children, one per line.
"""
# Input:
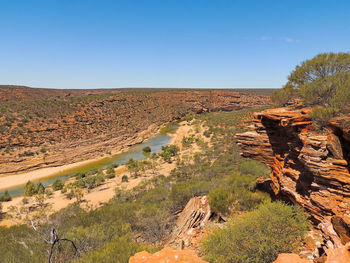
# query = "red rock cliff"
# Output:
<box><xmin>236</xmin><ymin>107</ymin><xmax>350</xmax><ymax>248</ymax></box>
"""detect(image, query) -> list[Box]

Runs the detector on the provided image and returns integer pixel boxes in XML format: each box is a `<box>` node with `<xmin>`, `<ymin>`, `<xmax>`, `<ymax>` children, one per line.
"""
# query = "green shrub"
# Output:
<box><xmin>202</xmin><ymin>201</ymin><xmax>310</xmax><ymax>263</ymax></box>
<box><xmin>159</xmin><ymin>145</ymin><xmax>179</xmax><ymax>163</ymax></box>
<box><xmin>142</xmin><ymin>146</ymin><xmax>151</xmax><ymax>153</ymax></box>
<box><xmin>121</xmin><ymin>175</ymin><xmax>128</xmax><ymax>182</ymax></box>
<box><xmin>209</xmin><ymin>188</ymin><xmax>231</xmax><ymax>215</ymax></box>
<box><xmin>203</xmin><ymin>130</ymin><xmax>211</xmax><ymax>138</ymax></box>
<box><xmin>238</xmin><ymin>160</ymin><xmax>270</xmax><ymax>178</ymax></box>
<box><xmin>182</xmin><ymin>135</ymin><xmax>195</xmax><ymax>148</ymax></box>
<box><xmin>52</xmin><ymin>179</ymin><xmax>64</xmax><ymax>191</ymax></box>
<box><xmin>0</xmin><ymin>190</ymin><xmax>12</xmax><ymax>202</ymax></box>
<box><xmin>73</xmin><ymin>179</ymin><xmax>86</xmax><ymax>189</ymax></box>
<box><xmin>232</xmin><ymin>188</ymin><xmax>270</xmax><ymax>212</ymax></box>
<box><xmin>45</xmin><ymin>188</ymin><xmax>52</xmax><ymax>196</ymax></box>
<box><xmin>309</xmin><ymin>106</ymin><xmax>339</xmax><ymax>128</ymax></box>
<box><xmin>75</xmin><ymin>235</ymin><xmax>154</xmax><ymax>263</ymax></box>
<box><xmin>106</xmin><ymin>173</ymin><xmax>116</xmax><ymax>179</ymax></box>
<box><xmin>170</xmin><ymin>179</ymin><xmax>211</xmax><ymax>210</ymax></box>
<box><xmin>271</xmin><ymin>84</ymin><xmax>298</xmax><ymax>106</ymax></box>
<box><xmin>139</xmin><ymin>187</ymin><xmax>168</xmax><ymax>205</ymax></box>
<box><xmin>24</xmin><ymin>180</ymin><xmax>37</xmax><ymax>196</ymax></box>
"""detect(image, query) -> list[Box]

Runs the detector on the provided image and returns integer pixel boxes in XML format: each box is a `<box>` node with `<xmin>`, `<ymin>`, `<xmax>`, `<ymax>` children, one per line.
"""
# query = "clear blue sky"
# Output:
<box><xmin>0</xmin><ymin>0</ymin><xmax>349</xmax><ymax>89</ymax></box>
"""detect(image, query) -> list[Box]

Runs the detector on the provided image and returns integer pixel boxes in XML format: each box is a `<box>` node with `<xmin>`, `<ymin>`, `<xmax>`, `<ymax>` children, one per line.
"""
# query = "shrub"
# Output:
<box><xmin>45</xmin><ymin>188</ymin><xmax>52</xmax><ymax>196</ymax></box>
<box><xmin>232</xmin><ymin>188</ymin><xmax>270</xmax><ymax>212</ymax></box>
<box><xmin>0</xmin><ymin>190</ymin><xmax>12</xmax><ymax>202</ymax></box>
<box><xmin>201</xmin><ymin>202</ymin><xmax>310</xmax><ymax>263</ymax></box>
<box><xmin>182</xmin><ymin>135</ymin><xmax>195</xmax><ymax>148</ymax></box>
<box><xmin>36</xmin><ymin>182</ymin><xmax>45</xmax><ymax>194</ymax></box>
<box><xmin>209</xmin><ymin>187</ymin><xmax>231</xmax><ymax>215</ymax></box>
<box><xmin>122</xmin><ymin>175</ymin><xmax>129</xmax><ymax>182</ymax></box>
<box><xmin>106</xmin><ymin>172</ymin><xmax>115</xmax><ymax>179</ymax></box>
<box><xmin>142</xmin><ymin>146</ymin><xmax>151</xmax><ymax>153</ymax></box>
<box><xmin>22</xmin><ymin>197</ymin><xmax>29</xmax><ymax>205</ymax></box>
<box><xmin>309</xmin><ymin>106</ymin><xmax>339</xmax><ymax>129</ymax></box>
<box><xmin>238</xmin><ymin>160</ymin><xmax>271</xmax><ymax>178</ymax></box>
<box><xmin>75</xmin><ymin>235</ymin><xmax>154</xmax><ymax>263</ymax></box>
<box><xmin>271</xmin><ymin>83</ymin><xmax>298</xmax><ymax>106</ymax></box>
<box><xmin>159</xmin><ymin>145</ymin><xmax>179</xmax><ymax>163</ymax></box>
<box><xmin>24</xmin><ymin>180</ymin><xmax>37</xmax><ymax>196</ymax></box>
<box><xmin>73</xmin><ymin>179</ymin><xmax>86</xmax><ymax>189</ymax></box>
<box><xmin>203</xmin><ymin>130</ymin><xmax>211</xmax><ymax>138</ymax></box>
<box><xmin>52</xmin><ymin>179</ymin><xmax>64</xmax><ymax>191</ymax></box>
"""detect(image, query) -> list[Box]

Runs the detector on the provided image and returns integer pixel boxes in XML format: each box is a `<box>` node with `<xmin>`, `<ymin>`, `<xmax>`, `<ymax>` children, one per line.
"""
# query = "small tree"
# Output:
<box><xmin>24</xmin><ymin>180</ymin><xmax>37</xmax><ymax>196</ymax></box>
<box><xmin>142</xmin><ymin>146</ymin><xmax>151</xmax><ymax>153</ymax></box>
<box><xmin>209</xmin><ymin>187</ymin><xmax>231</xmax><ymax>215</ymax></box>
<box><xmin>36</xmin><ymin>182</ymin><xmax>45</xmax><ymax>195</ymax></box>
<box><xmin>0</xmin><ymin>190</ymin><xmax>12</xmax><ymax>202</ymax></box>
<box><xmin>126</xmin><ymin>158</ymin><xmax>140</xmax><ymax>177</ymax></box>
<box><xmin>52</xmin><ymin>179</ymin><xmax>64</xmax><ymax>191</ymax></box>
<box><xmin>121</xmin><ymin>175</ymin><xmax>129</xmax><ymax>182</ymax></box>
<box><xmin>272</xmin><ymin>52</ymin><xmax>350</xmax><ymax>110</ymax></box>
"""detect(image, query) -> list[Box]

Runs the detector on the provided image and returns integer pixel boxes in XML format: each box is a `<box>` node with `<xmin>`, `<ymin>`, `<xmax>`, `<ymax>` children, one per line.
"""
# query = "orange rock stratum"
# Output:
<box><xmin>236</xmin><ymin>107</ymin><xmax>350</xmax><ymax>248</ymax></box>
<box><xmin>129</xmin><ymin>247</ymin><xmax>208</xmax><ymax>263</ymax></box>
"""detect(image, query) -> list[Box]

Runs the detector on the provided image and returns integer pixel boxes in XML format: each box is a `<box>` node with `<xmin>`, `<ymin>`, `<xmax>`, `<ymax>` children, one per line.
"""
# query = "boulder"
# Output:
<box><xmin>129</xmin><ymin>247</ymin><xmax>208</xmax><ymax>263</ymax></box>
<box><xmin>273</xmin><ymin>254</ymin><xmax>311</xmax><ymax>263</ymax></box>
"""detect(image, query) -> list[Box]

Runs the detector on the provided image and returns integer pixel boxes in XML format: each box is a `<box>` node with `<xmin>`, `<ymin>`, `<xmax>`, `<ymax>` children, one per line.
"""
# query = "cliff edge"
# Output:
<box><xmin>236</xmin><ymin>107</ymin><xmax>350</xmax><ymax>248</ymax></box>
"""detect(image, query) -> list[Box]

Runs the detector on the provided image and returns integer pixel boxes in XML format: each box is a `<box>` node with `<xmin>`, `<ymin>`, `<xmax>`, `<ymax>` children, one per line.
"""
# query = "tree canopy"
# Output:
<box><xmin>272</xmin><ymin>52</ymin><xmax>350</xmax><ymax>111</ymax></box>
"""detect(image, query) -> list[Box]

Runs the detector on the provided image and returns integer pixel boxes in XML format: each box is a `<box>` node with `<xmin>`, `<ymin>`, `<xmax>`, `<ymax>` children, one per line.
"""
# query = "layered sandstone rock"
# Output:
<box><xmin>167</xmin><ymin>196</ymin><xmax>212</xmax><ymax>250</ymax></box>
<box><xmin>274</xmin><ymin>243</ymin><xmax>350</xmax><ymax>263</ymax></box>
<box><xmin>236</xmin><ymin>107</ymin><xmax>350</xmax><ymax>248</ymax></box>
<box><xmin>129</xmin><ymin>247</ymin><xmax>208</xmax><ymax>263</ymax></box>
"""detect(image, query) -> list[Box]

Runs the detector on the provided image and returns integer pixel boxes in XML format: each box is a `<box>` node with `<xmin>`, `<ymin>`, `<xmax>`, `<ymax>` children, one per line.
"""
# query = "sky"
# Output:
<box><xmin>0</xmin><ymin>1</ymin><xmax>349</xmax><ymax>90</ymax></box>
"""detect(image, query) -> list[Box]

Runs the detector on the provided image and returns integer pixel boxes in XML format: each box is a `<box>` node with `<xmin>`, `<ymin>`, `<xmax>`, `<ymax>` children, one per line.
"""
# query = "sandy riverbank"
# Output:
<box><xmin>0</xmin><ymin>124</ymin><xmax>179</xmax><ymax>192</ymax></box>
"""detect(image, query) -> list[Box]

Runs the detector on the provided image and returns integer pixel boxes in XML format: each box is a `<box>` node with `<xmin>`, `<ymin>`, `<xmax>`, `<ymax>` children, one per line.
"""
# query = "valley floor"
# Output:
<box><xmin>0</xmin><ymin>121</ymin><xmax>208</xmax><ymax>227</ymax></box>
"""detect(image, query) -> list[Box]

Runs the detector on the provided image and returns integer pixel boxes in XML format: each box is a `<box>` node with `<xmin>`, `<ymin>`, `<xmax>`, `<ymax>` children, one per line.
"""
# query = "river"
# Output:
<box><xmin>0</xmin><ymin>125</ymin><xmax>178</xmax><ymax>197</ymax></box>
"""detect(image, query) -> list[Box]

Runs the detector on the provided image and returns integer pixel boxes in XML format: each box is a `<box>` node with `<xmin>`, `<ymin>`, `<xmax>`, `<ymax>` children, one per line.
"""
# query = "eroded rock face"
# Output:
<box><xmin>236</xmin><ymin>107</ymin><xmax>350</xmax><ymax>247</ymax></box>
<box><xmin>129</xmin><ymin>247</ymin><xmax>208</xmax><ymax>263</ymax></box>
<box><xmin>167</xmin><ymin>196</ymin><xmax>212</xmax><ymax>250</ymax></box>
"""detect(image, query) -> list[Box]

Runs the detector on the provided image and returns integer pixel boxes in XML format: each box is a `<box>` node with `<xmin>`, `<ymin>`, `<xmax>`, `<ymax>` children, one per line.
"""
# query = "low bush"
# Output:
<box><xmin>0</xmin><ymin>190</ymin><xmax>12</xmax><ymax>202</ymax></box>
<box><xmin>208</xmin><ymin>187</ymin><xmax>231</xmax><ymax>215</ymax></box>
<box><xmin>52</xmin><ymin>179</ymin><xmax>64</xmax><ymax>191</ymax></box>
<box><xmin>142</xmin><ymin>146</ymin><xmax>151</xmax><ymax>153</ymax></box>
<box><xmin>202</xmin><ymin>201</ymin><xmax>310</xmax><ymax>263</ymax></box>
<box><xmin>309</xmin><ymin>106</ymin><xmax>339</xmax><ymax>129</ymax></box>
<box><xmin>182</xmin><ymin>135</ymin><xmax>195</xmax><ymax>148</ymax></box>
<box><xmin>238</xmin><ymin>160</ymin><xmax>270</xmax><ymax>178</ymax></box>
<box><xmin>159</xmin><ymin>145</ymin><xmax>179</xmax><ymax>163</ymax></box>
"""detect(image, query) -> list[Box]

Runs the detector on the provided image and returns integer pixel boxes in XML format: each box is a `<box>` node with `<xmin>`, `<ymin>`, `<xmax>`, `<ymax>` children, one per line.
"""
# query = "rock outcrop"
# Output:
<box><xmin>273</xmin><ymin>253</ymin><xmax>311</xmax><ymax>263</ymax></box>
<box><xmin>129</xmin><ymin>247</ymin><xmax>208</xmax><ymax>263</ymax></box>
<box><xmin>167</xmin><ymin>196</ymin><xmax>213</xmax><ymax>250</ymax></box>
<box><xmin>236</xmin><ymin>107</ymin><xmax>350</xmax><ymax>248</ymax></box>
<box><xmin>274</xmin><ymin>243</ymin><xmax>350</xmax><ymax>263</ymax></box>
